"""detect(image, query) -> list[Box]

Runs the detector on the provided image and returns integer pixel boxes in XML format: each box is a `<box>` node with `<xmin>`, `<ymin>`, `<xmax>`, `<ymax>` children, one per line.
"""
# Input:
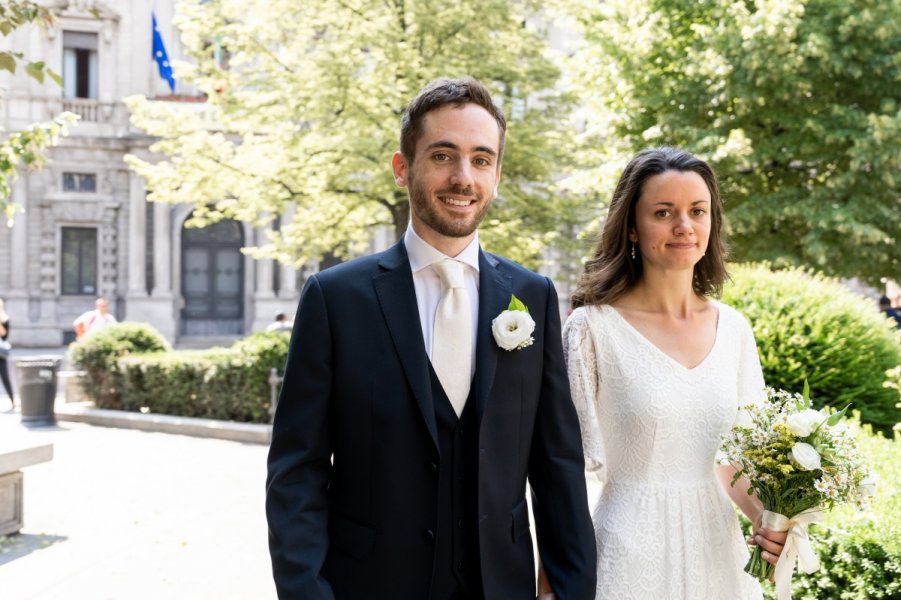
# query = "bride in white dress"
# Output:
<box><xmin>555</xmin><ymin>148</ymin><xmax>786</xmax><ymax>599</ymax></box>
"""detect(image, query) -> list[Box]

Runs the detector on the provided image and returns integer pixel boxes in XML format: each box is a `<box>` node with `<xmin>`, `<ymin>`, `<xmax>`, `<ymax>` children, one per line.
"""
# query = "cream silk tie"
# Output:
<box><xmin>431</xmin><ymin>259</ymin><xmax>472</xmax><ymax>417</ymax></box>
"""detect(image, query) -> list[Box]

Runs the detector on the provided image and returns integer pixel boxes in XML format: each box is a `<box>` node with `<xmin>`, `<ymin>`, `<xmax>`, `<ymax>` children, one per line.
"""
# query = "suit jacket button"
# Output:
<box><xmin>424</xmin><ymin>529</ymin><xmax>435</xmax><ymax>543</ymax></box>
<box><xmin>456</xmin><ymin>560</ymin><xmax>466</xmax><ymax>572</ymax></box>
<box><xmin>428</xmin><ymin>461</ymin><xmax>438</xmax><ymax>473</ymax></box>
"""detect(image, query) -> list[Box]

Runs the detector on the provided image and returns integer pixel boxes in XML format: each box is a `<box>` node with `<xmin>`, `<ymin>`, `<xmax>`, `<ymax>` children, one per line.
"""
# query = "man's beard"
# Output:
<box><xmin>407</xmin><ymin>176</ymin><xmax>491</xmax><ymax>238</ymax></box>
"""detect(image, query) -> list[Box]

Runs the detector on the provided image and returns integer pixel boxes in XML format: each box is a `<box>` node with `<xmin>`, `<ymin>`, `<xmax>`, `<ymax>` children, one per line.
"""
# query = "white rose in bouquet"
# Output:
<box><xmin>786</xmin><ymin>409</ymin><xmax>826</xmax><ymax>437</ymax></box>
<box><xmin>790</xmin><ymin>442</ymin><xmax>822</xmax><ymax>471</ymax></box>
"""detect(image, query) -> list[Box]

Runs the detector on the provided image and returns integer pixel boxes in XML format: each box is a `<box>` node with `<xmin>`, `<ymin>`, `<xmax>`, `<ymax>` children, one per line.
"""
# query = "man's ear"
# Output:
<box><xmin>492</xmin><ymin>166</ymin><xmax>502</xmax><ymax>199</ymax></box>
<box><xmin>391</xmin><ymin>152</ymin><xmax>407</xmax><ymax>187</ymax></box>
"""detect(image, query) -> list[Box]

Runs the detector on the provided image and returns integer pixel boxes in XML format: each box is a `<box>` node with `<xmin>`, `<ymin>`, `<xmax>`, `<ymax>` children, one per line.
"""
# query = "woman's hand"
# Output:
<box><xmin>536</xmin><ymin>563</ymin><xmax>555</xmax><ymax>600</ymax></box>
<box><xmin>749</xmin><ymin>526</ymin><xmax>788</xmax><ymax>567</ymax></box>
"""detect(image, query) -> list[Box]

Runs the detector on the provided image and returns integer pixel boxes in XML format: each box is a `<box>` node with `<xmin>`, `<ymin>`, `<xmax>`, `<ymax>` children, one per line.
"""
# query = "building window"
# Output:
<box><xmin>63</xmin><ymin>31</ymin><xmax>98</xmax><ymax>99</ymax></box>
<box><xmin>61</xmin><ymin>227</ymin><xmax>98</xmax><ymax>295</ymax></box>
<box><xmin>62</xmin><ymin>172</ymin><xmax>97</xmax><ymax>193</ymax></box>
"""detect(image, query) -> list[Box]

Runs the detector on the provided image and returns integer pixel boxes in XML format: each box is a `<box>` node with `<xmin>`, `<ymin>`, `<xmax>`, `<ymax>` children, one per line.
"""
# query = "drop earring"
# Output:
<box><xmin>631</xmin><ymin>243</ymin><xmax>637</xmax><ymax>260</ymax></box>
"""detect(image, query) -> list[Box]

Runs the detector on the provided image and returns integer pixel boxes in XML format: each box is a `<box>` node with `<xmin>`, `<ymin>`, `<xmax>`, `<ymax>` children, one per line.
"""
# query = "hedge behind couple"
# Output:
<box><xmin>266</xmin><ymin>77</ymin><xmax>787</xmax><ymax>600</ymax></box>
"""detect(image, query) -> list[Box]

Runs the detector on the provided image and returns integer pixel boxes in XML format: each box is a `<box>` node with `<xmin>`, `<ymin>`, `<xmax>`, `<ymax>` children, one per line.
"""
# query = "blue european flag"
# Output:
<box><xmin>152</xmin><ymin>12</ymin><xmax>176</xmax><ymax>93</ymax></box>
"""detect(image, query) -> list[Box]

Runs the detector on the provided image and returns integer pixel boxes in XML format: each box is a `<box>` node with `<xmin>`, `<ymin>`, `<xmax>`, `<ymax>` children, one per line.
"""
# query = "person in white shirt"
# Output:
<box><xmin>73</xmin><ymin>298</ymin><xmax>117</xmax><ymax>339</ymax></box>
<box><xmin>265</xmin><ymin>312</ymin><xmax>294</xmax><ymax>333</ymax></box>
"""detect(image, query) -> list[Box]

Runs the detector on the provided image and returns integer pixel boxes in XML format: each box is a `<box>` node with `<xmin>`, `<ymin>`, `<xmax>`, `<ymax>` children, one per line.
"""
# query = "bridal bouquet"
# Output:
<box><xmin>720</xmin><ymin>383</ymin><xmax>874</xmax><ymax>599</ymax></box>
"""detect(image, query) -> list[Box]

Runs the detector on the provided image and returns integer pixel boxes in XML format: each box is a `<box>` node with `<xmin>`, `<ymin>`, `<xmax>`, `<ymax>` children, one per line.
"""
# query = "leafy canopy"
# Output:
<box><xmin>0</xmin><ymin>1</ymin><xmax>77</xmax><ymax>224</ymax></box>
<box><xmin>567</xmin><ymin>0</ymin><xmax>901</xmax><ymax>284</ymax></box>
<box><xmin>127</xmin><ymin>0</ymin><xmax>584</xmax><ymax>268</ymax></box>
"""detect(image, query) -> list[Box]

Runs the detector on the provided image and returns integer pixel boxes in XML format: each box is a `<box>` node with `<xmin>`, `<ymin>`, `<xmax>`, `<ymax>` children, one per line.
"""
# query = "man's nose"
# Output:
<box><xmin>450</xmin><ymin>161</ymin><xmax>473</xmax><ymax>188</ymax></box>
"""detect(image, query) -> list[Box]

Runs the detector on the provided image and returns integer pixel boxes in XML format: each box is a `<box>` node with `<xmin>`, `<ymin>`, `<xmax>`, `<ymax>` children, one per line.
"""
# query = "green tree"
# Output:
<box><xmin>568</xmin><ymin>0</ymin><xmax>901</xmax><ymax>283</ymax></box>
<box><xmin>127</xmin><ymin>0</ymin><xmax>583</xmax><ymax>268</ymax></box>
<box><xmin>0</xmin><ymin>1</ymin><xmax>77</xmax><ymax>224</ymax></box>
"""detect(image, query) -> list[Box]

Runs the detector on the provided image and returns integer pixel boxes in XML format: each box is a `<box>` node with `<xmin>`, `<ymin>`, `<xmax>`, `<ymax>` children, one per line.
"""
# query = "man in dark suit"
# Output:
<box><xmin>266</xmin><ymin>77</ymin><xmax>596</xmax><ymax>599</ymax></box>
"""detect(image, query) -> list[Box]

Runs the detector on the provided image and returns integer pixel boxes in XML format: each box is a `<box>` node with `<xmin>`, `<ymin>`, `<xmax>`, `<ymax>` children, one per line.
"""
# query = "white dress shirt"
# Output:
<box><xmin>403</xmin><ymin>224</ymin><xmax>480</xmax><ymax>375</ymax></box>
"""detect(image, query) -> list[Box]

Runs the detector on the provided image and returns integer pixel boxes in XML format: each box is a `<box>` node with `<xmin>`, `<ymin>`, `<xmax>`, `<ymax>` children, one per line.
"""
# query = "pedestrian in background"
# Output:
<box><xmin>73</xmin><ymin>297</ymin><xmax>117</xmax><ymax>339</ymax></box>
<box><xmin>879</xmin><ymin>296</ymin><xmax>901</xmax><ymax>329</ymax></box>
<box><xmin>0</xmin><ymin>299</ymin><xmax>14</xmax><ymax>409</ymax></box>
<box><xmin>265</xmin><ymin>312</ymin><xmax>294</xmax><ymax>333</ymax></box>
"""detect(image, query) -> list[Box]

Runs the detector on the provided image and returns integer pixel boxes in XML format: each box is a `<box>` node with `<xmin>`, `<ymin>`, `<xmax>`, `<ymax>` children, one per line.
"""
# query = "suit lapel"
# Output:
<box><xmin>474</xmin><ymin>250</ymin><xmax>512</xmax><ymax>421</ymax></box>
<box><xmin>373</xmin><ymin>242</ymin><xmax>439</xmax><ymax>450</ymax></box>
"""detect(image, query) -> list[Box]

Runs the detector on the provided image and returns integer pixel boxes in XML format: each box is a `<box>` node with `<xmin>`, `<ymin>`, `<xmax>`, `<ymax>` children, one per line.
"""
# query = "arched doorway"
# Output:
<box><xmin>180</xmin><ymin>217</ymin><xmax>245</xmax><ymax>335</ymax></box>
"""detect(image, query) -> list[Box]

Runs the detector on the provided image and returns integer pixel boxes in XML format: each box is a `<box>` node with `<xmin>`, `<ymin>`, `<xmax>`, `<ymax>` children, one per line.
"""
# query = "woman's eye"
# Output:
<box><xmin>655</xmin><ymin>210</ymin><xmax>670</xmax><ymax>218</ymax></box>
<box><xmin>692</xmin><ymin>208</ymin><xmax>707</xmax><ymax>216</ymax></box>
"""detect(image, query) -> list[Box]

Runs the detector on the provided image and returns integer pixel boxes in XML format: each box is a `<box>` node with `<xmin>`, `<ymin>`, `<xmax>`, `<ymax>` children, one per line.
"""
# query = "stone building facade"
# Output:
<box><xmin>0</xmin><ymin>0</ymin><xmax>303</xmax><ymax>346</ymax></box>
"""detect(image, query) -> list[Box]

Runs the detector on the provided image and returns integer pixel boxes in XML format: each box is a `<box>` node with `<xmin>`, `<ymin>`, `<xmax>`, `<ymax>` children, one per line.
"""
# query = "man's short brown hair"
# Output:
<box><xmin>400</xmin><ymin>77</ymin><xmax>507</xmax><ymax>165</ymax></box>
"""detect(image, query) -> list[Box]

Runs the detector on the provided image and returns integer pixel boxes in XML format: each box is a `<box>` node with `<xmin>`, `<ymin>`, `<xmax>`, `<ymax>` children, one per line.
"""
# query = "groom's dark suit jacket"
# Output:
<box><xmin>266</xmin><ymin>241</ymin><xmax>596</xmax><ymax>599</ymax></box>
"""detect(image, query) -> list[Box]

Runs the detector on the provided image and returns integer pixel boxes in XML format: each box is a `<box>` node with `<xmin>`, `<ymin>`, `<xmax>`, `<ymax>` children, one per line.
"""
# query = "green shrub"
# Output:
<box><xmin>67</xmin><ymin>322</ymin><xmax>170</xmax><ymax>409</ymax></box>
<box><xmin>723</xmin><ymin>265</ymin><xmax>901</xmax><ymax>433</ymax></box>
<box><xmin>744</xmin><ymin>424</ymin><xmax>901</xmax><ymax>599</ymax></box>
<box><xmin>117</xmin><ymin>331</ymin><xmax>289</xmax><ymax>423</ymax></box>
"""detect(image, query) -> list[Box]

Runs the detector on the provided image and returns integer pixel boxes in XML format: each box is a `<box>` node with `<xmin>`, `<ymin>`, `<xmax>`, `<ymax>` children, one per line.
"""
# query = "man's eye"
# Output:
<box><xmin>474</xmin><ymin>158</ymin><xmax>491</xmax><ymax>167</ymax></box>
<box><xmin>433</xmin><ymin>153</ymin><xmax>449</xmax><ymax>162</ymax></box>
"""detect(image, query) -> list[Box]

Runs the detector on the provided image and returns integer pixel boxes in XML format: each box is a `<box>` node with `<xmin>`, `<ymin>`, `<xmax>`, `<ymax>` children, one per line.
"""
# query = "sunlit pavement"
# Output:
<box><xmin>0</xmin><ymin>412</ymin><xmax>276</xmax><ymax>599</ymax></box>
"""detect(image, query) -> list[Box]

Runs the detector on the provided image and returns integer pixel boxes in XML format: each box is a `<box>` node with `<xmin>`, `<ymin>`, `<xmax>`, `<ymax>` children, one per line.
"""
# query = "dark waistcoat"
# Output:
<box><xmin>429</xmin><ymin>363</ymin><xmax>484</xmax><ymax>600</ymax></box>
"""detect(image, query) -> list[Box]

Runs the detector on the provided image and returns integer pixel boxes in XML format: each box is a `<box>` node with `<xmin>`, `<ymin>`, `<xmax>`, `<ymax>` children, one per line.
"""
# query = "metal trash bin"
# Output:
<box><xmin>16</xmin><ymin>356</ymin><xmax>62</xmax><ymax>426</ymax></box>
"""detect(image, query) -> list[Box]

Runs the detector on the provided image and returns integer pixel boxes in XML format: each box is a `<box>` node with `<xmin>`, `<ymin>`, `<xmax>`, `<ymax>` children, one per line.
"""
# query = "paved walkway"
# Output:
<box><xmin>0</xmin><ymin>412</ymin><xmax>276</xmax><ymax>599</ymax></box>
<box><xmin>0</xmin><ymin>346</ymin><xmax>602</xmax><ymax>598</ymax></box>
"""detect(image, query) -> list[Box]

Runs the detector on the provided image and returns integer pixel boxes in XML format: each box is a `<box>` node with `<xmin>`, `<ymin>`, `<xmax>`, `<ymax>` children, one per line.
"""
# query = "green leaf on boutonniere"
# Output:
<box><xmin>507</xmin><ymin>294</ymin><xmax>528</xmax><ymax>313</ymax></box>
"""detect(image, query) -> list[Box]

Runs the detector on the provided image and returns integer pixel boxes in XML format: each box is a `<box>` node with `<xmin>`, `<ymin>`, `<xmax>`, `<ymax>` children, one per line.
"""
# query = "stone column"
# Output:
<box><xmin>276</xmin><ymin>203</ymin><xmax>298</xmax><ymax>300</ymax></box>
<box><xmin>152</xmin><ymin>202</ymin><xmax>172</xmax><ymax>296</ymax></box>
<box><xmin>278</xmin><ymin>261</ymin><xmax>297</xmax><ymax>299</ymax></box>
<box><xmin>255</xmin><ymin>228</ymin><xmax>275</xmax><ymax>299</ymax></box>
<box><xmin>8</xmin><ymin>178</ymin><xmax>27</xmax><ymax>293</ymax></box>
<box><xmin>251</xmin><ymin>226</ymin><xmax>277</xmax><ymax>332</ymax></box>
<box><xmin>124</xmin><ymin>200</ymin><xmax>175</xmax><ymax>344</ymax></box>
<box><xmin>126</xmin><ymin>176</ymin><xmax>146</xmax><ymax>296</ymax></box>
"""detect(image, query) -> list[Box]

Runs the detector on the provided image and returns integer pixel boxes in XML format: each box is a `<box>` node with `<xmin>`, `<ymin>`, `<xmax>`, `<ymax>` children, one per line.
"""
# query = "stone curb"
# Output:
<box><xmin>54</xmin><ymin>402</ymin><xmax>272</xmax><ymax>445</ymax></box>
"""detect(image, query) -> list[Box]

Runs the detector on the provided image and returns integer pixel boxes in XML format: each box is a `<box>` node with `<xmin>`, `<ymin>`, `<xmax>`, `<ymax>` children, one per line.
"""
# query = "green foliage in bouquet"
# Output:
<box><xmin>116</xmin><ymin>331</ymin><xmax>290</xmax><ymax>423</ymax></box>
<box><xmin>723</xmin><ymin>383</ymin><xmax>872</xmax><ymax>584</ymax></box>
<box><xmin>67</xmin><ymin>322</ymin><xmax>171</xmax><ymax>409</ymax></box>
<box><xmin>747</xmin><ymin>423</ymin><xmax>900</xmax><ymax>599</ymax></box>
<box><xmin>723</xmin><ymin>264</ymin><xmax>901</xmax><ymax>434</ymax></box>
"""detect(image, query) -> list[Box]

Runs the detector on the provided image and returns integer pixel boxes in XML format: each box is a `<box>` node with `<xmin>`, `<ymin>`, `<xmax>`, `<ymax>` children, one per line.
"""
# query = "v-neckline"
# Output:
<box><xmin>605</xmin><ymin>302</ymin><xmax>722</xmax><ymax>372</ymax></box>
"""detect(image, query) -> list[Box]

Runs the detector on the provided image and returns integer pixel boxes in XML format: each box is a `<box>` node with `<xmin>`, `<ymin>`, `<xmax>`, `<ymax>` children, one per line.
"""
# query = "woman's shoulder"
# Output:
<box><xmin>564</xmin><ymin>304</ymin><xmax>618</xmax><ymax>340</ymax></box>
<box><xmin>711</xmin><ymin>299</ymin><xmax>754</xmax><ymax>332</ymax></box>
<box><xmin>568</xmin><ymin>304</ymin><xmax>616</xmax><ymax>325</ymax></box>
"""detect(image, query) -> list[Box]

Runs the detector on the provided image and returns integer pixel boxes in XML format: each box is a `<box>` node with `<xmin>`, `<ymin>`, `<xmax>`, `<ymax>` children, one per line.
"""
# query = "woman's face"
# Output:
<box><xmin>629</xmin><ymin>169</ymin><xmax>712</xmax><ymax>273</ymax></box>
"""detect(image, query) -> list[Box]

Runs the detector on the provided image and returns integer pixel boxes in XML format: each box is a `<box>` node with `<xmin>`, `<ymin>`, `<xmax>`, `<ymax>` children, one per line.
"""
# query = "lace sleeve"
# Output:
<box><xmin>736</xmin><ymin>312</ymin><xmax>766</xmax><ymax>408</ymax></box>
<box><xmin>718</xmin><ymin>306</ymin><xmax>768</xmax><ymax>466</ymax></box>
<box><xmin>563</xmin><ymin>307</ymin><xmax>606</xmax><ymax>483</ymax></box>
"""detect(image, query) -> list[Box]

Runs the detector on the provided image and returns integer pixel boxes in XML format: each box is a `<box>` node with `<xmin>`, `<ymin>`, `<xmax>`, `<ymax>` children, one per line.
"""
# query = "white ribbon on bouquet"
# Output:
<box><xmin>760</xmin><ymin>508</ymin><xmax>824</xmax><ymax>600</ymax></box>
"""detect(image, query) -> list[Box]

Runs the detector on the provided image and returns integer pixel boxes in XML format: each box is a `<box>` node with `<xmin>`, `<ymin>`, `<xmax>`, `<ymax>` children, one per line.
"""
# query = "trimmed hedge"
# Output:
<box><xmin>67</xmin><ymin>322</ymin><xmax>171</xmax><ymax>409</ymax></box>
<box><xmin>116</xmin><ymin>331</ymin><xmax>290</xmax><ymax>423</ymax></box>
<box><xmin>723</xmin><ymin>265</ymin><xmax>901</xmax><ymax>434</ymax></box>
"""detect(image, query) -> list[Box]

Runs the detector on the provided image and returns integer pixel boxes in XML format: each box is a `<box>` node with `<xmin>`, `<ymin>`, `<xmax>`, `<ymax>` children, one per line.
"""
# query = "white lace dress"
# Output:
<box><xmin>563</xmin><ymin>302</ymin><xmax>765</xmax><ymax>600</ymax></box>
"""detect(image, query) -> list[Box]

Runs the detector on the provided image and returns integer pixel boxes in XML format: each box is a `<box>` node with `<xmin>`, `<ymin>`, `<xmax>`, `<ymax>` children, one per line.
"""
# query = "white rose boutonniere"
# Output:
<box><xmin>492</xmin><ymin>294</ymin><xmax>535</xmax><ymax>351</ymax></box>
